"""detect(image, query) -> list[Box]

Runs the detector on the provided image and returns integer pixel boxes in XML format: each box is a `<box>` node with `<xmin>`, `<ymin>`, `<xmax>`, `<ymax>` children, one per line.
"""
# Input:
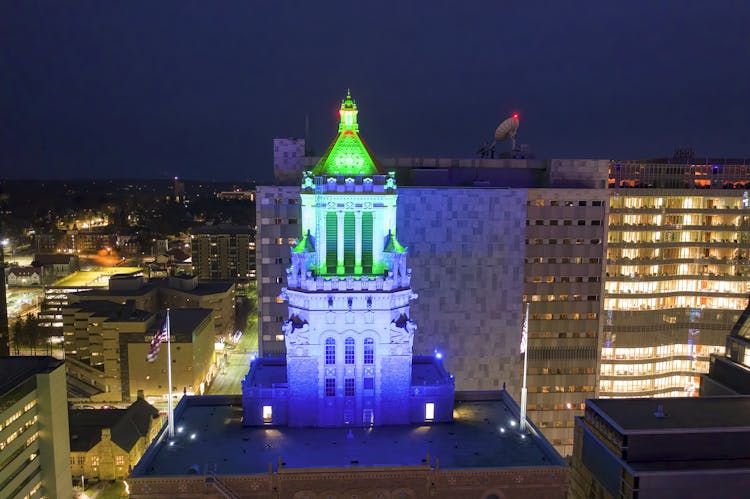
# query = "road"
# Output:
<box><xmin>206</xmin><ymin>324</ymin><xmax>258</xmax><ymax>395</ymax></box>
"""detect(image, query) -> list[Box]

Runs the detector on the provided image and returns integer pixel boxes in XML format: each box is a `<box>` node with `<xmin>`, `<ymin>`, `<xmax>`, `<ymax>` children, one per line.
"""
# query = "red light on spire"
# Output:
<box><xmin>512</xmin><ymin>113</ymin><xmax>519</xmax><ymax>120</ymax></box>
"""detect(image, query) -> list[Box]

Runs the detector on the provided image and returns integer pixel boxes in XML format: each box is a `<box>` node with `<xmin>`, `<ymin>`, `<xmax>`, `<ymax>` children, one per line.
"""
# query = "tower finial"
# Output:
<box><xmin>338</xmin><ymin>89</ymin><xmax>358</xmax><ymax>132</ymax></box>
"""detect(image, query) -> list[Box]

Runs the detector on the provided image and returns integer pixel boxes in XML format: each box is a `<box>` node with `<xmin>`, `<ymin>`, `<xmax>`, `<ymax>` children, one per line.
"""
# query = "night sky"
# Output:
<box><xmin>1</xmin><ymin>1</ymin><xmax>749</xmax><ymax>182</ymax></box>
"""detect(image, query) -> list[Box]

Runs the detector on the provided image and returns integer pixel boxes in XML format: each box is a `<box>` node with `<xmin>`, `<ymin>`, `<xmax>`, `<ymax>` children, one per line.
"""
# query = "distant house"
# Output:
<box><xmin>155</xmin><ymin>247</ymin><xmax>191</xmax><ymax>266</ymax></box>
<box><xmin>69</xmin><ymin>397</ymin><xmax>161</xmax><ymax>480</ymax></box>
<box><xmin>31</xmin><ymin>253</ymin><xmax>79</xmax><ymax>284</ymax></box>
<box><xmin>7</xmin><ymin>266</ymin><xmax>42</xmax><ymax>286</ymax></box>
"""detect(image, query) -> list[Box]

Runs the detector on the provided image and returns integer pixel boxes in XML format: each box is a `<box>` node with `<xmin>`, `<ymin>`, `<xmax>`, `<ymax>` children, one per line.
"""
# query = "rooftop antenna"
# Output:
<box><xmin>495</xmin><ymin>113</ymin><xmax>520</xmax><ymax>151</ymax></box>
<box><xmin>478</xmin><ymin>113</ymin><xmax>520</xmax><ymax>158</ymax></box>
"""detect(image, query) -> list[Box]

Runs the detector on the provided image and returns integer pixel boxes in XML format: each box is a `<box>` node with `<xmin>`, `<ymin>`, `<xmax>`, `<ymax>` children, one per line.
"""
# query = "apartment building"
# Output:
<box><xmin>191</xmin><ymin>225</ymin><xmax>255</xmax><ymax>281</ymax></box>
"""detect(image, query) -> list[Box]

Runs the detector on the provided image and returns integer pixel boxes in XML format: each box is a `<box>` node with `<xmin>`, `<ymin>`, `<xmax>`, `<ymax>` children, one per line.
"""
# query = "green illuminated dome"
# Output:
<box><xmin>311</xmin><ymin>90</ymin><xmax>385</xmax><ymax>177</ymax></box>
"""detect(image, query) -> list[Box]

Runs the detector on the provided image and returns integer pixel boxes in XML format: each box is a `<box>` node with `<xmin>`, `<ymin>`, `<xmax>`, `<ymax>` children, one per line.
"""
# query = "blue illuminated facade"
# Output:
<box><xmin>243</xmin><ymin>93</ymin><xmax>455</xmax><ymax>427</ymax></box>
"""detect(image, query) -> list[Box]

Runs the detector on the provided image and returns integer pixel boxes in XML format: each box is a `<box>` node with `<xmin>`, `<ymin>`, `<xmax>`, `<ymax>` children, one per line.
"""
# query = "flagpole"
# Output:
<box><xmin>166</xmin><ymin>308</ymin><xmax>175</xmax><ymax>439</ymax></box>
<box><xmin>520</xmin><ymin>303</ymin><xmax>529</xmax><ymax>431</ymax></box>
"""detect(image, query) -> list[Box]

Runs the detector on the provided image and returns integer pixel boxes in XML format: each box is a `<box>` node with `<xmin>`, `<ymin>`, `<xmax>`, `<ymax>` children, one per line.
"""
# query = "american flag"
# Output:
<box><xmin>147</xmin><ymin>313</ymin><xmax>169</xmax><ymax>362</ymax></box>
<box><xmin>520</xmin><ymin>303</ymin><xmax>529</xmax><ymax>354</ymax></box>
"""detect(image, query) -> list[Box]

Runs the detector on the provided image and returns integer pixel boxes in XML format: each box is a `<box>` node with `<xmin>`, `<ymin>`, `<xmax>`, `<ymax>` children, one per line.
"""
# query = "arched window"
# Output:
<box><xmin>325</xmin><ymin>338</ymin><xmax>336</xmax><ymax>365</ymax></box>
<box><xmin>364</xmin><ymin>338</ymin><xmax>374</xmax><ymax>365</ymax></box>
<box><xmin>345</xmin><ymin>337</ymin><xmax>355</xmax><ymax>364</ymax></box>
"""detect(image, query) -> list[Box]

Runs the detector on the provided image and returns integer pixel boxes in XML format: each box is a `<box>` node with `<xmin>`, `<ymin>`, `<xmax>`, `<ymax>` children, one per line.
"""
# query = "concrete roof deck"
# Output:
<box><xmin>589</xmin><ymin>396</ymin><xmax>750</xmax><ymax>433</ymax></box>
<box><xmin>133</xmin><ymin>395</ymin><xmax>563</xmax><ymax>477</ymax></box>
<box><xmin>0</xmin><ymin>356</ymin><xmax>64</xmax><ymax>397</ymax></box>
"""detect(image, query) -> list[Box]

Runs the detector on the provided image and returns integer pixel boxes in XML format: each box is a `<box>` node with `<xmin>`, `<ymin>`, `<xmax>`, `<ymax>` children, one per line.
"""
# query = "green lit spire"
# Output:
<box><xmin>339</xmin><ymin>89</ymin><xmax>358</xmax><ymax>132</ymax></box>
<box><xmin>311</xmin><ymin>90</ymin><xmax>384</xmax><ymax>176</ymax></box>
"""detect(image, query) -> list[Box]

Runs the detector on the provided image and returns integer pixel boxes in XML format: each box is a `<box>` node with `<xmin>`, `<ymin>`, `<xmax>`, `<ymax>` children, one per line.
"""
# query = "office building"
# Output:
<box><xmin>570</xmin><ymin>396</ymin><xmax>750</xmax><ymax>499</ymax></box>
<box><xmin>701</xmin><ymin>299</ymin><xmax>750</xmax><ymax>395</ymax></box>
<box><xmin>191</xmin><ymin>224</ymin><xmax>256</xmax><ymax>281</ymax></box>
<box><xmin>39</xmin><ymin>266</ymin><xmax>143</xmax><ymax>329</ymax></box>
<box><xmin>523</xmin><ymin>185</ymin><xmax>608</xmax><ymax>453</ymax></box>
<box><xmin>62</xmin><ymin>300</ymin><xmax>154</xmax><ymax>402</ymax></box>
<box><xmin>602</xmin><ymin>160</ymin><xmax>750</xmax><ymax>398</ymax></box>
<box><xmin>133</xmin><ymin>100</ymin><xmax>567</xmax><ymax>491</ymax></box>
<box><xmin>258</xmin><ymin>96</ymin><xmax>610</xmax><ymax>455</ymax></box>
<box><xmin>0</xmin><ymin>357</ymin><xmax>72</xmax><ymax>499</ymax></box>
<box><xmin>63</xmin><ymin>302</ymin><xmax>216</xmax><ymax>404</ymax></box>
<box><xmin>68</xmin><ymin>273</ymin><xmax>235</xmax><ymax>337</ymax></box>
<box><xmin>244</xmin><ymin>91</ymin><xmax>455</xmax><ymax>427</ymax></box>
<box><xmin>126</xmin><ymin>308</ymin><xmax>216</xmax><ymax>402</ymax></box>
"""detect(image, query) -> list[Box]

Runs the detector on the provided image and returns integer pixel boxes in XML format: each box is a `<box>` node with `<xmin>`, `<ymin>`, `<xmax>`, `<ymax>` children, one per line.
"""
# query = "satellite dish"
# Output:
<box><xmin>494</xmin><ymin>113</ymin><xmax>520</xmax><ymax>150</ymax></box>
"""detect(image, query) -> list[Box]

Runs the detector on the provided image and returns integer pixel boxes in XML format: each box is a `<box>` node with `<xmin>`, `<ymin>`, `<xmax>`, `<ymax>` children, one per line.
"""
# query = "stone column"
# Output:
<box><xmin>355</xmin><ymin>211</ymin><xmax>363</xmax><ymax>274</ymax></box>
<box><xmin>372</xmin><ymin>209</ymin><xmax>382</xmax><ymax>271</ymax></box>
<box><xmin>318</xmin><ymin>209</ymin><xmax>327</xmax><ymax>272</ymax></box>
<box><xmin>337</xmin><ymin>211</ymin><xmax>344</xmax><ymax>275</ymax></box>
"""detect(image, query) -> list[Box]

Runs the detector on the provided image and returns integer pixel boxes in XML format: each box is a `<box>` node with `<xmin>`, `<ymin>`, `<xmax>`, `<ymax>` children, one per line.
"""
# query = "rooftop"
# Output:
<box><xmin>0</xmin><ymin>356</ymin><xmax>64</xmax><ymax>398</ymax></box>
<box><xmin>132</xmin><ymin>393</ymin><xmax>563</xmax><ymax>477</ymax></box>
<box><xmin>192</xmin><ymin>224</ymin><xmax>254</xmax><ymax>236</ymax></box>
<box><xmin>51</xmin><ymin>267</ymin><xmax>144</xmax><ymax>288</ymax></box>
<box><xmin>165</xmin><ymin>308</ymin><xmax>213</xmax><ymax>335</ymax></box>
<box><xmin>68</xmin><ymin>300</ymin><xmax>153</xmax><ymax>322</ymax></box>
<box><xmin>72</xmin><ymin>276</ymin><xmax>233</xmax><ymax>297</ymax></box>
<box><xmin>588</xmin><ymin>396</ymin><xmax>750</xmax><ymax>433</ymax></box>
<box><xmin>32</xmin><ymin>253</ymin><xmax>77</xmax><ymax>265</ymax></box>
<box><xmin>69</xmin><ymin>398</ymin><xmax>159</xmax><ymax>452</ymax></box>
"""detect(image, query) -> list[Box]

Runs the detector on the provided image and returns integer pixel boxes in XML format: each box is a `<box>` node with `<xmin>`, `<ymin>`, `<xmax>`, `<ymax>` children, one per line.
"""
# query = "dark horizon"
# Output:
<box><xmin>2</xmin><ymin>1</ymin><xmax>749</xmax><ymax>182</ymax></box>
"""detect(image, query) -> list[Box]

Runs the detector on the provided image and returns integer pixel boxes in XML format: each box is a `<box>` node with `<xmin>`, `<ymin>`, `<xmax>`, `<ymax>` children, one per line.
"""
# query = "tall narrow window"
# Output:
<box><xmin>326</xmin><ymin>212</ymin><xmax>337</xmax><ymax>274</ymax></box>
<box><xmin>362</xmin><ymin>212</ymin><xmax>373</xmax><ymax>273</ymax></box>
<box><xmin>345</xmin><ymin>337</ymin><xmax>355</xmax><ymax>364</ymax></box>
<box><xmin>344</xmin><ymin>212</ymin><xmax>355</xmax><ymax>273</ymax></box>
<box><xmin>325</xmin><ymin>337</ymin><xmax>336</xmax><ymax>365</ymax></box>
<box><xmin>364</xmin><ymin>338</ymin><xmax>374</xmax><ymax>364</ymax></box>
<box><xmin>325</xmin><ymin>378</ymin><xmax>336</xmax><ymax>397</ymax></box>
<box><xmin>345</xmin><ymin>378</ymin><xmax>355</xmax><ymax>397</ymax></box>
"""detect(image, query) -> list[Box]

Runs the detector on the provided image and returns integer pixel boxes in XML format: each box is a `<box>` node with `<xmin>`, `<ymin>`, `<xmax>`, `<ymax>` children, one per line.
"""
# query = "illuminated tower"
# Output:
<box><xmin>281</xmin><ymin>91</ymin><xmax>419</xmax><ymax>426</ymax></box>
